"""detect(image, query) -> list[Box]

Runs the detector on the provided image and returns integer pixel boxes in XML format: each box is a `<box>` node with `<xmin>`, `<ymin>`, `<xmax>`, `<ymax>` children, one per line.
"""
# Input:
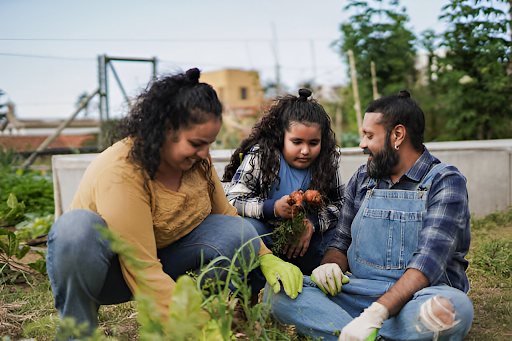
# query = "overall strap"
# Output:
<box><xmin>418</xmin><ymin>162</ymin><xmax>449</xmax><ymax>191</ymax></box>
<box><xmin>366</xmin><ymin>177</ymin><xmax>379</xmax><ymax>197</ymax></box>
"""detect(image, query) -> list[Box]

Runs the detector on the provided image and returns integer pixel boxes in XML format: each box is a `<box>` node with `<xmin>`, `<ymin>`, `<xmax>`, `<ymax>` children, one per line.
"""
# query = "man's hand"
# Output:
<box><xmin>339</xmin><ymin>302</ymin><xmax>389</xmax><ymax>341</ymax></box>
<box><xmin>283</xmin><ymin>218</ymin><xmax>313</xmax><ymax>258</ymax></box>
<box><xmin>310</xmin><ymin>263</ymin><xmax>349</xmax><ymax>296</ymax></box>
<box><xmin>321</xmin><ymin>249</ymin><xmax>348</xmax><ymax>272</ymax></box>
<box><xmin>259</xmin><ymin>254</ymin><xmax>303</xmax><ymax>299</ymax></box>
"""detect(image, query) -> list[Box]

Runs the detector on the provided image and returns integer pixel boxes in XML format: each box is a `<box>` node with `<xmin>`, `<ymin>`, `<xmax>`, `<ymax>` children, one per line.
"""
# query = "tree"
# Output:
<box><xmin>435</xmin><ymin>0</ymin><xmax>512</xmax><ymax>140</ymax></box>
<box><xmin>337</xmin><ymin>0</ymin><xmax>417</xmax><ymax>115</ymax></box>
<box><xmin>414</xmin><ymin>29</ymin><xmax>448</xmax><ymax>142</ymax></box>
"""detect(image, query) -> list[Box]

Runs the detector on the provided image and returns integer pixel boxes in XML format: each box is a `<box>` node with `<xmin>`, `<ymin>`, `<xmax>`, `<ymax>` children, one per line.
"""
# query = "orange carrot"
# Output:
<box><xmin>287</xmin><ymin>190</ymin><xmax>304</xmax><ymax>212</ymax></box>
<box><xmin>304</xmin><ymin>189</ymin><xmax>323</xmax><ymax>208</ymax></box>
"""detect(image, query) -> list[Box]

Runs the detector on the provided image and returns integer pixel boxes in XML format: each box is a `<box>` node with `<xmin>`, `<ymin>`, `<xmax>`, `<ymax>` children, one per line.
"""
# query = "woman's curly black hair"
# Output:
<box><xmin>117</xmin><ymin>68</ymin><xmax>222</xmax><ymax>194</ymax></box>
<box><xmin>223</xmin><ymin>88</ymin><xmax>339</xmax><ymax>196</ymax></box>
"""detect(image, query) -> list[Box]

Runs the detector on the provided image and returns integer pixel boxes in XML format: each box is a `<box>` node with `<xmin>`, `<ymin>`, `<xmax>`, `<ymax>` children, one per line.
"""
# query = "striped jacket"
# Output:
<box><xmin>224</xmin><ymin>145</ymin><xmax>345</xmax><ymax>233</ymax></box>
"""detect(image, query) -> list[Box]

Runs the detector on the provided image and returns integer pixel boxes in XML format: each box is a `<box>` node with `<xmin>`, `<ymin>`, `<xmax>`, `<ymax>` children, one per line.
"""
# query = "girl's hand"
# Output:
<box><xmin>283</xmin><ymin>218</ymin><xmax>314</xmax><ymax>259</ymax></box>
<box><xmin>274</xmin><ymin>195</ymin><xmax>298</xmax><ymax>219</ymax></box>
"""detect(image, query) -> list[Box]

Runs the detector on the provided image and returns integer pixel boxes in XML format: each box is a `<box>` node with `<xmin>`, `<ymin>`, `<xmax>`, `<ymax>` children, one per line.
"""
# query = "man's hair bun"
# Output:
<box><xmin>398</xmin><ymin>89</ymin><xmax>411</xmax><ymax>98</ymax></box>
<box><xmin>185</xmin><ymin>68</ymin><xmax>200</xmax><ymax>83</ymax></box>
<box><xmin>298</xmin><ymin>88</ymin><xmax>312</xmax><ymax>100</ymax></box>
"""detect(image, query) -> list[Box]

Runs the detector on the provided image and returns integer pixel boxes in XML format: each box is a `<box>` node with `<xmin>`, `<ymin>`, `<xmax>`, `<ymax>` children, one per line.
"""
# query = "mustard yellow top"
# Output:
<box><xmin>70</xmin><ymin>138</ymin><xmax>270</xmax><ymax>320</ymax></box>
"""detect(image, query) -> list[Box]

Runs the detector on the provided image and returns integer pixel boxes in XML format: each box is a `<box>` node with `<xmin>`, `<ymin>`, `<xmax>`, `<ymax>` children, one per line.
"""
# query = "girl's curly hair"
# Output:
<box><xmin>223</xmin><ymin>88</ymin><xmax>339</xmax><ymax>196</ymax></box>
<box><xmin>117</xmin><ymin>68</ymin><xmax>222</xmax><ymax>194</ymax></box>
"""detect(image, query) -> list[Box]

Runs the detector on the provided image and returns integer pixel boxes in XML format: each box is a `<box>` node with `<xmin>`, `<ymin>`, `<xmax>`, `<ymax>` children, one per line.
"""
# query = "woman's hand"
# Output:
<box><xmin>259</xmin><ymin>254</ymin><xmax>303</xmax><ymax>299</ymax></box>
<box><xmin>274</xmin><ymin>195</ymin><xmax>298</xmax><ymax>219</ymax></box>
<box><xmin>283</xmin><ymin>218</ymin><xmax>314</xmax><ymax>258</ymax></box>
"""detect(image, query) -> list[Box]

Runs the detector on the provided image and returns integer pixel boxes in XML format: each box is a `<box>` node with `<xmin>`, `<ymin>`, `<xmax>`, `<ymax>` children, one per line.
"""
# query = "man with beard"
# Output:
<box><xmin>264</xmin><ymin>90</ymin><xmax>474</xmax><ymax>341</ymax></box>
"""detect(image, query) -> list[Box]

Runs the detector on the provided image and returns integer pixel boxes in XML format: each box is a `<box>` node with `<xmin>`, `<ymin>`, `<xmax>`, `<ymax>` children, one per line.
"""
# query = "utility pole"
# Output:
<box><xmin>271</xmin><ymin>22</ymin><xmax>282</xmax><ymax>95</ymax></box>
<box><xmin>98</xmin><ymin>55</ymin><xmax>107</xmax><ymax>150</ymax></box>
<box><xmin>310</xmin><ymin>40</ymin><xmax>317</xmax><ymax>89</ymax></box>
<box><xmin>348</xmin><ymin>50</ymin><xmax>363</xmax><ymax>137</ymax></box>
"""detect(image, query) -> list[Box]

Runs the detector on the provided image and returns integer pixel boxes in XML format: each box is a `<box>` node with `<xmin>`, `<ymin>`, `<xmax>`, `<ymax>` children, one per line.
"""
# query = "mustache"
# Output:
<box><xmin>363</xmin><ymin>147</ymin><xmax>372</xmax><ymax>155</ymax></box>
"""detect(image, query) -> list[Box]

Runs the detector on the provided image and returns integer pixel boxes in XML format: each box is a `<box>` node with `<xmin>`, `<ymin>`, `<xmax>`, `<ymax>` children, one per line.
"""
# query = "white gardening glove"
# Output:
<box><xmin>339</xmin><ymin>302</ymin><xmax>389</xmax><ymax>341</ymax></box>
<box><xmin>310</xmin><ymin>263</ymin><xmax>349</xmax><ymax>296</ymax></box>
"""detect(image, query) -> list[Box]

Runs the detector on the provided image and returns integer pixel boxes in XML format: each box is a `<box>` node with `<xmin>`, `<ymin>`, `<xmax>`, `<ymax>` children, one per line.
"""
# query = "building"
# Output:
<box><xmin>200</xmin><ymin>69</ymin><xmax>263</xmax><ymax>117</ymax></box>
<box><xmin>200</xmin><ymin>69</ymin><xmax>264</xmax><ymax>138</ymax></box>
<box><xmin>0</xmin><ymin>102</ymin><xmax>99</xmax><ymax>152</ymax></box>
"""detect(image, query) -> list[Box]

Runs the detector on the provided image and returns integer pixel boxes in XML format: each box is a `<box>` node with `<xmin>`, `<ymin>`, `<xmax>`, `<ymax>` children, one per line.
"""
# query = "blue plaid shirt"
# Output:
<box><xmin>329</xmin><ymin>147</ymin><xmax>471</xmax><ymax>293</ymax></box>
<box><xmin>224</xmin><ymin>145</ymin><xmax>345</xmax><ymax>233</ymax></box>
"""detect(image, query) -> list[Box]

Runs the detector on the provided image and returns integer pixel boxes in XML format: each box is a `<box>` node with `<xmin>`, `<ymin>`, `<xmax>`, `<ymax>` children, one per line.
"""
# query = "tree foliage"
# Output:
<box><xmin>424</xmin><ymin>0</ymin><xmax>512</xmax><ymax>140</ymax></box>
<box><xmin>337</xmin><ymin>0</ymin><xmax>417</xmax><ymax>111</ymax></box>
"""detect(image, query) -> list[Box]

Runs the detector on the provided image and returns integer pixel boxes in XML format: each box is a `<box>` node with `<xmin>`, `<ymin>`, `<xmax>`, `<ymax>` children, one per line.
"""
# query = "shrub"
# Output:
<box><xmin>0</xmin><ymin>168</ymin><xmax>54</xmax><ymax>226</ymax></box>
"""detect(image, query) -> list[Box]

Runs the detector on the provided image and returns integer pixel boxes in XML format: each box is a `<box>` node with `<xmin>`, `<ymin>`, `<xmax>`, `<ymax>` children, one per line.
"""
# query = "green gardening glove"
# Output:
<box><xmin>310</xmin><ymin>263</ymin><xmax>350</xmax><ymax>296</ymax></box>
<box><xmin>259</xmin><ymin>254</ymin><xmax>303</xmax><ymax>299</ymax></box>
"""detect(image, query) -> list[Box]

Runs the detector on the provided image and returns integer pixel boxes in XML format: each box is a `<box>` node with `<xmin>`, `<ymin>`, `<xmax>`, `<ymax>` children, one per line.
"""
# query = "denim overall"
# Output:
<box><xmin>347</xmin><ymin>163</ymin><xmax>448</xmax><ymax>285</ymax></box>
<box><xmin>267</xmin><ymin>163</ymin><xmax>474</xmax><ymax>341</ymax></box>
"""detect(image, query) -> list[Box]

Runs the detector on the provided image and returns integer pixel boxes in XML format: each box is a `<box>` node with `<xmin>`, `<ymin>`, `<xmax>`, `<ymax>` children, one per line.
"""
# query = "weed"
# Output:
<box><xmin>471</xmin><ymin>237</ymin><xmax>511</xmax><ymax>278</ymax></box>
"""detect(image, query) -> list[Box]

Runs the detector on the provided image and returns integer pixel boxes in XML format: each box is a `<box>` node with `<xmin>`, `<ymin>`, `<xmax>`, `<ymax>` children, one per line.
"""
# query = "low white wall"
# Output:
<box><xmin>52</xmin><ymin>139</ymin><xmax>512</xmax><ymax>219</ymax></box>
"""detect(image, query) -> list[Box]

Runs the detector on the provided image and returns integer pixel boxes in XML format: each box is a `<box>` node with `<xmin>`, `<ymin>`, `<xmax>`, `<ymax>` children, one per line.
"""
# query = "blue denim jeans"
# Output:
<box><xmin>47</xmin><ymin>209</ymin><xmax>260</xmax><ymax>338</ymax></box>
<box><xmin>244</xmin><ymin>217</ymin><xmax>336</xmax><ymax>292</ymax></box>
<box><xmin>265</xmin><ymin>276</ymin><xmax>473</xmax><ymax>341</ymax></box>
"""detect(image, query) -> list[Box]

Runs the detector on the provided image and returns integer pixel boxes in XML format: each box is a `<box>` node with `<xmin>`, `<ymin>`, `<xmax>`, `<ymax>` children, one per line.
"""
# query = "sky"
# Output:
<box><xmin>1</xmin><ymin>0</ymin><xmax>452</xmax><ymax>120</ymax></box>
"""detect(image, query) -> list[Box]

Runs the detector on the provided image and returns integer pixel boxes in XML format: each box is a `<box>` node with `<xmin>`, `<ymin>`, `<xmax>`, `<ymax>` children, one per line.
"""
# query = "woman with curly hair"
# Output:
<box><xmin>46</xmin><ymin>68</ymin><xmax>303</xmax><ymax>339</ymax></box>
<box><xmin>223</xmin><ymin>88</ymin><xmax>345</xmax><ymax>280</ymax></box>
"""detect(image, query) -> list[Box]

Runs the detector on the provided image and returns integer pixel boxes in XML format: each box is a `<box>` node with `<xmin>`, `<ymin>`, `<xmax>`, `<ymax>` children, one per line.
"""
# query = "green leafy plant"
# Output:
<box><xmin>0</xmin><ymin>168</ymin><xmax>54</xmax><ymax>227</ymax></box>
<box><xmin>472</xmin><ymin>237</ymin><xmax>511</xmax><ymax>279</ymax></box>
<box><xmin>15</xmin><ymin>213</ymin><xmax>54</xmax><ymax>240</ymax></box>
<box><xmin>0</xmin><ymin>227</ymin><xmax>32</xmax><ymax>284</ymax></box>
<box><xmin>271</xmin><ymin>211</ymin><xmax>307</xmax><ymax>255</ymax></box>
<box><xmin>0</xmin><ymin>193</ymin><xmax>26</xmax><ymax>227</ymax></box>
<box><xmin>0</xmin><ymin>146</ymin><xmax>20</xmax><ymax>168</ymax></box>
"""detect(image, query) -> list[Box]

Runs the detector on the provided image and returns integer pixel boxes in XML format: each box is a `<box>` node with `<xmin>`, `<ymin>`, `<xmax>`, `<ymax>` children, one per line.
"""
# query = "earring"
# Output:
<box><xmin>395</xmin><ymin>144</ymin><xmax>399</xmax><ymax>150</ymax></box>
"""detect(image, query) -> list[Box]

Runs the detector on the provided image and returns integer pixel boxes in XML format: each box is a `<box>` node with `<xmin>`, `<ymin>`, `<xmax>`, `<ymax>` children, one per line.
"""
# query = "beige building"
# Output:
<box><xmin>200</xmin><ymin>69</ymin><xmax>263</xmax><ymax>117</ymax></box>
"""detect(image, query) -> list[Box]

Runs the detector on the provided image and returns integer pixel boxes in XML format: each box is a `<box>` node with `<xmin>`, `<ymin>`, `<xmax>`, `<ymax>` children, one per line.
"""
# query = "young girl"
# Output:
<box><xmin>223</xmin><ymin>88</ymin><xmax>345</xmax><ymax>277</ymax></box>
<box><xmin>47</xmin><ymin>69</ymin><xmax>303</xmax><ymax>339</ymax></box>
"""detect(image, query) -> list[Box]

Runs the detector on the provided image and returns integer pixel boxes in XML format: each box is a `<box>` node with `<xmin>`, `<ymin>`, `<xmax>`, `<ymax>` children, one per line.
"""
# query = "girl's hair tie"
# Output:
<box><xmin>185</xmin><ymin>68</ymin><xmax>200</xmax><ymax>84</ymax></box>
<box><xmin>298</xmin><ymin>88</ymin><xmax>312</xmax><ymax>101</ymax></box>
<box><xmin>398</xmin><ymin>89</ymin><xmax>411</xmax><ymax>98</ymax></box>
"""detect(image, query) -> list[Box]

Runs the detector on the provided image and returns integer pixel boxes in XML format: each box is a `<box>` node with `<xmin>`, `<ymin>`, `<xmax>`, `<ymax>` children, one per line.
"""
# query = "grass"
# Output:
<box><xmin>0</xmin><ymin>278</ymin><xmax>139</xmax><ymax>340</ymax></box>
<box><xmin>463</xmin><ymin>208</ymin><xmax>512</xmax><ymax>341</ymax></box>
<box><xmin>1</xmin><ymin>209</ymin><xmax>512</xmax><ymax>340</ymax></box>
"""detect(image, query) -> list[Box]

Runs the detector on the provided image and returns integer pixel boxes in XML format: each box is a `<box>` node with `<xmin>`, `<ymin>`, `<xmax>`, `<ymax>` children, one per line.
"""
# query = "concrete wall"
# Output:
<box><xmin>52</xmin><ymin>139</ymin><xmax>512</xmax><ymax>219</ymax></box>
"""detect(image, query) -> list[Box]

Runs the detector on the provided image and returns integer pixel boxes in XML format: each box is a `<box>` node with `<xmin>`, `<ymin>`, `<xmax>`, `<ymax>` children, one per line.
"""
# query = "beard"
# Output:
<box><xmin>366</xmin><ymin>135</ymin><xmax>400</xmax><ymax>179</ymax></box>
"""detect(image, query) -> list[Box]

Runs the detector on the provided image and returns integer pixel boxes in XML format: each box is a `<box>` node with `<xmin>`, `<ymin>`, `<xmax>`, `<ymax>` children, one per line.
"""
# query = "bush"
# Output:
<box><xmin>0</xmin><ymin>168</ymin><xmax>54</xmax><ymax>227</ymax></box>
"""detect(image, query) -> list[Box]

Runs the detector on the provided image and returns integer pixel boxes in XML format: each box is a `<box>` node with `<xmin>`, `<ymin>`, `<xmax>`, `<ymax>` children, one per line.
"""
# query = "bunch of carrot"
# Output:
<box><xmin>271</xmin><ymin>190</ymin><xmax>325</xmax><ymax>255</ymax></box>
<box><xmin>287</xmin><ymin>189</ymin><xmax>323</xmax><ymax>211</ymax></box>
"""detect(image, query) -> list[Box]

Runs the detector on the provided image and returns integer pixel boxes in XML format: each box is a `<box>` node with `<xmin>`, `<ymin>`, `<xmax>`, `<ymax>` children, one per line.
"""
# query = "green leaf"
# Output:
<box><xmin>7</xmin><ymin>193</ymin><xmax>18</xmax><ymax>209</ymax></box>
<box><xmin>164</xmin><ymin>275</ymin><xmax>210</xmax><ymax>340</ymax></box>
<box><xmin>0</xmin><ymin>230</ymin><xmax>18</xmax><ymax>258</ymax></box>
<box><xmin>200</xmin><ymin>319</ymin><xmax>223</xmax><ymax>341</ymax></box>
<box><xmin>28</xmin><ymin>258</ymin><xmax>47</xmax><ymax>275</ymax></box>
<box><xmin>16</xmin><ymin>244</ymin><xmax>31</xmax><ymax>260</ymax></box>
